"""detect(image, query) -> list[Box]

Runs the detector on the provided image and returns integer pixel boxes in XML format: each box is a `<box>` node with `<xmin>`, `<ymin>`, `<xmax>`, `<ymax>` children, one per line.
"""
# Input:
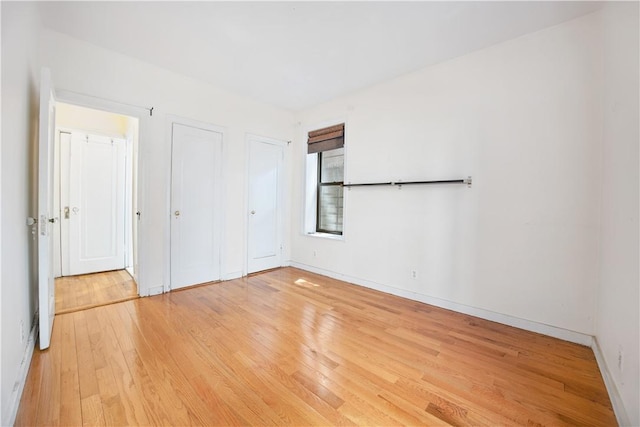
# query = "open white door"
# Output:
<box><xmin>38</xmin><ymin>68</ymin><xmax>56</xmax><ymax>350</ymax></box>
<box><xmin>247</xmin><ymin>137</ymin><xmax>284</xmax><ymax>274</ymax></box>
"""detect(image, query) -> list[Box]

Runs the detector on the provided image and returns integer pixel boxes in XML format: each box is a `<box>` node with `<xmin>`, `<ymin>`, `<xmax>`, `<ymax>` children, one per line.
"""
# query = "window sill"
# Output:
<box><xmin>304</xmin><ymin>231</ymin><xmax>345</xmax><ymax>241</ymax></box>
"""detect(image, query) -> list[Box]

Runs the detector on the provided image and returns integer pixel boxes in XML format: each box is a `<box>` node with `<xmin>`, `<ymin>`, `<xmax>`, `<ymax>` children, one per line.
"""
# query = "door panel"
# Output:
<box><xmin>170</xmin><ymin>123</ymin><xmax>222</xmax><ymax>289</ymax></box>
<box><xmin>38</xmin><ymin>68</ymin><xmax>56</xmax><ymax>350</ymax></box>
<box><xmin>64</xmin><ymin>133</ymin><xmax>126</xmax><ymax>275</ymax></box>
<box><xmin>247</xmin><ymin>138</ymin><xmax>284</xmax><ymax>273</ymax></box>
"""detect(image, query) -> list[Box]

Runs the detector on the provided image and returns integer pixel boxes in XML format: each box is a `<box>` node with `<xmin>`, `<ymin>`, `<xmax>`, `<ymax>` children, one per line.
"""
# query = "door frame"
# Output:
<box><xmin>164</xmin><ymin>115</ymin><xmax>227</xmax><ymax>292</ymax></box>
<box><xmin>56</xmin><ymin>90</ymin><xmax>150</xmax><ymax>295</ymax></box>
<box><xmin>244</xmin><ymin>134</ymin><xmax>288</xmax><ymax>276</ymax></box>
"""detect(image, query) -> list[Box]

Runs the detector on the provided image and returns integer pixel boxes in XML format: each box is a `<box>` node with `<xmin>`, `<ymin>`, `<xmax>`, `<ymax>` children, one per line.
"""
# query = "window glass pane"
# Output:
<box><xmin>318</xmin><ymin>184</ymin><xmax>343</xmax><ymax>233</ymax></box>
<box><xmin>320</xmin><ymin>148</ymin><xmax>344</xmax><ymax>183</ymax></box>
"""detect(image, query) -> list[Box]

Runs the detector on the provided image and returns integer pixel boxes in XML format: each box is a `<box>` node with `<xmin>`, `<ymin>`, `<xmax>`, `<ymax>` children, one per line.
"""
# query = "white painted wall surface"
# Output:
<box><xmin>292</xmin><ymin>12</ymin><xmax>604</xmax><ymax>336</ymax></box>
<box><xmin>57</xmin><ymin>102</ymin><xmax>129</xmax><ymax>137</ymax></box>
<box><xmin>0</xmin><ymin>2</ymin><xmax>40</xmax><ymax>424</ymax></box>
<box><xmin>38</xmin><ymin>29</ymin><xmax>295</xmax><ymax>291</ymax></box>
<box><xmin>596</xmin><ymin>3</ymin><xmax>639</xmax><ymax>426</ymax></box>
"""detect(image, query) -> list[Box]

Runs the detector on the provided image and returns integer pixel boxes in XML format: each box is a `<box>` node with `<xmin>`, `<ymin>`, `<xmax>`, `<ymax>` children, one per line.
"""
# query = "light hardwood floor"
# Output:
<box><xmin>18</xmin><ymin>268</ymin><xmax>615</xmax><ymax>426</ymax></box>
<box><xmin>55</xmin><ymin>270</ymin><xmax>138</xmax><ymax>315</ymax></box>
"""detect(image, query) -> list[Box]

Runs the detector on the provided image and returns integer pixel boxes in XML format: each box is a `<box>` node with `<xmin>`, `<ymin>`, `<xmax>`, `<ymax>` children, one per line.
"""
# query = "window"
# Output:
<box><xmin>317</xmin><ymin>148</ymin><xmax>344</xmax><ymax>234</ymax></box>
<box><xmin>307</xmin><ymin>123</ymin><xmax>345</xmax><ymax>235</ymax></box>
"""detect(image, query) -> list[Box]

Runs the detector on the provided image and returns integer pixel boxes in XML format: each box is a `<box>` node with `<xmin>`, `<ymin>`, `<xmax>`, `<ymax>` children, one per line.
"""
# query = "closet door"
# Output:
<box><xmin>170</xmin><ymin>123</ymin><xmax>223</xmax><ymax>289</ymax></box>
<box><xmin>247</xmin><ymin>137</ymin><xmax>284</xmax><ymax>273</ymax></box>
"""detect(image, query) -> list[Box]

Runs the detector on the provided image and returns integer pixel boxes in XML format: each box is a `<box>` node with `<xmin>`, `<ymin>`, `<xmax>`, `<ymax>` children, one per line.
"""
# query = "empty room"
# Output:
<box><xmin>1</xmin><ymin>1</ymin><xmax>638</xmax><ymax>426</ymax></box>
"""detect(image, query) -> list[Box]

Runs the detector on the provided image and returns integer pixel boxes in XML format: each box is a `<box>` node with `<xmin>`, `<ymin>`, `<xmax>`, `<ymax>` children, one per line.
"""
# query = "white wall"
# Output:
<box><xmin>596</xmin><ymin>3</ymin><xmax>639</xmax><ymax>426</ymax></box>
<box><xmin>39</xmin><ymin>29</ymin><xmax>295</xmax><ymax>292</ymax></box>
<box><xmin>0</xmin><ymin>2</ymin><xmax>40</xmax><ymax>424</ymax></box>
<box><xmin>292</xmin><ymin>12</ymin><xmax>603</xmax><ymax>336</ymax></box>
<box><xmin>57</xmin><ymin>102</ymin><xmax>129</xmax><ymax>137</ymax></box>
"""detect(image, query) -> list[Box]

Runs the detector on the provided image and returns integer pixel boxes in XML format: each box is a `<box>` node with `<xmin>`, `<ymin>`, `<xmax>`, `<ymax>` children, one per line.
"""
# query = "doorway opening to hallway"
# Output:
<box><xmin>52</xmin><ymin>102</ymin><xmax>140</xmax><ymax>313</ymax></box>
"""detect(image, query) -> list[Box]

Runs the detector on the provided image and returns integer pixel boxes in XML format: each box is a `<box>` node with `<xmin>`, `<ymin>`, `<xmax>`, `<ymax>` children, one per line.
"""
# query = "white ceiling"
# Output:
<box><xmin>38</xmin><ymin>1</ymin><xmax>603</xmax><ymax>111</ymax></box>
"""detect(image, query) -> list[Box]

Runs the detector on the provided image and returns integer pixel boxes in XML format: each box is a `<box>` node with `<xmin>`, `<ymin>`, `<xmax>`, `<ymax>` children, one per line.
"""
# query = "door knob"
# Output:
<box><xmin>174</xmin><ymin>210</ymin><xmax>180</xmax><ymax>216</ymax></box>
<box><xmin>72</xmin><ymin>207</ymin><xmax>79</xmax><ymax>214</ymax></box>
<box><xmin>251</xmin><ymin>210</ymin><xmax>256</xmax><ymax>215</ymax></box>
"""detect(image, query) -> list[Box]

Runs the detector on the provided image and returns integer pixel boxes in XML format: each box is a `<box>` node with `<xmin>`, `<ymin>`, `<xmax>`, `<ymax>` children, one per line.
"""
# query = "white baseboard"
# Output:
<box><xmin>289</xmin><ymin>262</ymin><xmax>593</xmax><ymax>346</ymax></box>
<box><xmin>3</xmin><ymin>320</ymin><xmax>38</xmax><ymax>427</ymax></box>
<box><xmin>223</xmin><ymin>271</ymin><xmax>243</xmax><ymax>281</ymax></box>
<box><xmin>592</xmin><ymin>338</ymin><xmax>629</xmax><ymax>426</ymax></box>
<box><xmin>144</xmin><ymin>284</ymin><xmax>164</xmax><ymax>297</ymax></box>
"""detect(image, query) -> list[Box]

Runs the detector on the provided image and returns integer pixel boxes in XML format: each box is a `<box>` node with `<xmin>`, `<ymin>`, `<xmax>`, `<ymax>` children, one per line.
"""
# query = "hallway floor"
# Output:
<box><xmin>55</xmin><ymin>270</ymin><xmax>138</xmax><ymax>314</ymax></box>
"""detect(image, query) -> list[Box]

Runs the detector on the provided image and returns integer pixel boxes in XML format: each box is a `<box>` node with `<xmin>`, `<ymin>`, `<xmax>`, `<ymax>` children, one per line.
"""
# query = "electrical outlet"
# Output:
<box><xmin>618</xmin><ymin>346</ymin><xmax>624</xmax><ymax>373</ymax></box>
<box><xmin>411</xmin><ymin>270</ymin><xmax>417</xmax><ymax>279</ymax></box>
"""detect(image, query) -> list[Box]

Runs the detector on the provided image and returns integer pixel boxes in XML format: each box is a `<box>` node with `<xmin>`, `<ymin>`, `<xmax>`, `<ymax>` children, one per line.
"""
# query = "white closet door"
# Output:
<box><xmin>247</xmin><ymin>137</ymin><xmax>284</xmax><ymax>274</ymax></box>
<box><xmin>170</xmin><ymin>123</ymin><xmax>223</xmax><ymax>289</ymax></box>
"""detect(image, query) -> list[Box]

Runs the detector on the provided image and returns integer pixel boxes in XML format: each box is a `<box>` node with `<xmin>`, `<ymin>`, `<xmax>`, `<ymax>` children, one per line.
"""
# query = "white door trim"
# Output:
<box><xmin>55</xmin><ymin>90</ymin><xmax>149</xmax><ymax>295</ymax></box>
<box><xmin>244</xmin><ymin>134</ymin><xmax>288</xmax><ymax>276</ymax></box>
<box><xmin>52</xmin><ymin>130</ymin><xmax>69</xmax><ymax>278</ymax></box>
<box><xmin>164</xmin><ymin>115</ymin><xmax>227</xmax><ymax>292</ymax></box>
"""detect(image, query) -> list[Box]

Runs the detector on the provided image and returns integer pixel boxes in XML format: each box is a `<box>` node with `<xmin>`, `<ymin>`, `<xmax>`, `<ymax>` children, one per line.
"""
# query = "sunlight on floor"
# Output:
<box><xmin>294</xmin><ymin>278</ymin><xmax>320</xmax><ymax>288</ymax></box>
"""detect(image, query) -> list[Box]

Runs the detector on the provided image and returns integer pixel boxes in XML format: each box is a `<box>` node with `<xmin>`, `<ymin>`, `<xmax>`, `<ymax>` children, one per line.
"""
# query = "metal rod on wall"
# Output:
<box><xmin>343</xmin><ymin>177</ymin><xmax>472</xmax><ymax>188</ymax></box>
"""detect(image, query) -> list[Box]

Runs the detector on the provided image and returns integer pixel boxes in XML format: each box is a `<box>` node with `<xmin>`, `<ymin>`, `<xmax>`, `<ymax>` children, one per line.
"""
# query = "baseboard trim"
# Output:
<box><xmin>289</xmin><ymin>262</ymin><xmax>593</xmax><ymax>346</ymax></box>
<box><xmin>592</xmin><ymin>337</ymin><xmax>629</xmax><ymax>426</ymax></box>
<box><xmin>3</xmin><ymin>320</ymin><xmax>38</xmax><ymax>426</ymax></box>
<box><xmin>144</xmin><ymin>284</ymin><xmax>164</xmax><ymax>297</ymax></box>
<box><xmin>223</xmin><ymin>271</ymin><xmax>243</xmax><ymax>281</ymax></box>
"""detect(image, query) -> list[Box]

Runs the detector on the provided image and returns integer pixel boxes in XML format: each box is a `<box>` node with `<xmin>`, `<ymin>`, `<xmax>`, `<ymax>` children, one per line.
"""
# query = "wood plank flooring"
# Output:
<box><xmin>18</xmin><ymin>267</ymin><xmax>616</xmax><ymax>426</ymax></box>
<box><xmin>55</xmin><ymin>270</ymin><xmax>138</xmax><ymax>314</ymax></box>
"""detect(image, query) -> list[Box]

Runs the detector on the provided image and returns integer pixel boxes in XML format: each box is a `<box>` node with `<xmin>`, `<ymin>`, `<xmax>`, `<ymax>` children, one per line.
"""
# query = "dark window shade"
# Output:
<box><xmin>308</xmin><ymin>123</ymin><xmax>344</xmax><ymax>154</ymax></box>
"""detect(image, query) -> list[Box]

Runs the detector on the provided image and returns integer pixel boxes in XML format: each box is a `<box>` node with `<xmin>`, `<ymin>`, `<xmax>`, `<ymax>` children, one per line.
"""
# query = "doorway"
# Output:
<box><xmin>52</xmin><ymin>102</ymin><xmax>140</xmax><ymax>313</ymax></box>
